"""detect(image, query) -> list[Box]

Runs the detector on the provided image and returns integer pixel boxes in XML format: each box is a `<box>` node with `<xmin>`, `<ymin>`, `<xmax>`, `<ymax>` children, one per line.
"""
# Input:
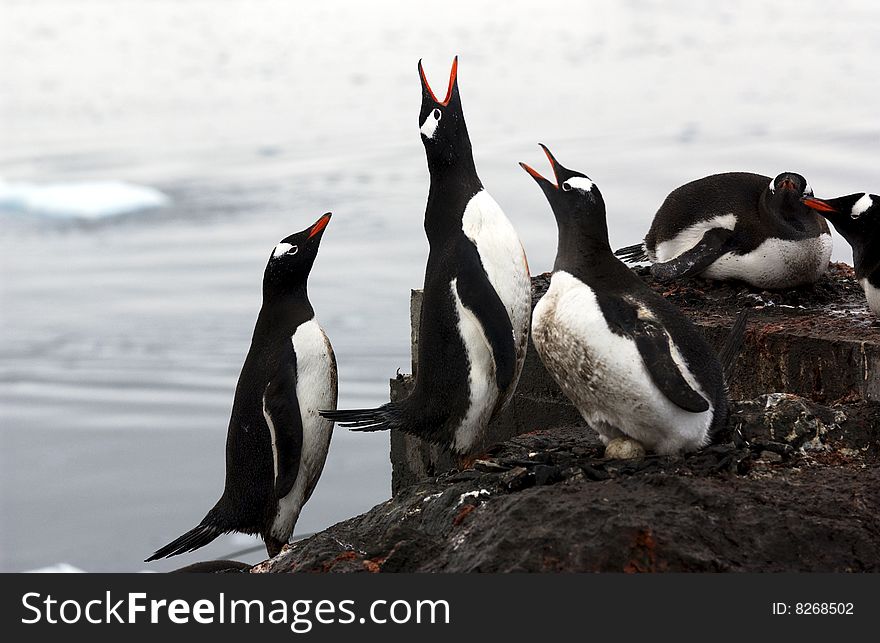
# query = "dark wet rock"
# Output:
<box><xmin>253</xmin><ymin>394</ymin><xmax>880</xmax><ymax>573</ymax></box>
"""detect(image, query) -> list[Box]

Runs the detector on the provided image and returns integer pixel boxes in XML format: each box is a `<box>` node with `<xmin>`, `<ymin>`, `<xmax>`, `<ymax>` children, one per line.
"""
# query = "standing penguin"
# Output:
<box><xmin>146</xmin><ymin>213</ymin><xmax>337</xmax><ymax>561</ymax></box>
<box><xmin>802</xmin><ymin>192</ymin><xmax>880</xmax><ymax>314</ymax></box>
<box><xmin>522</xmin><ymin>146</ymin><xmax>734</xmax><ymax>456</ymax></box>
<box><xmin>322</xmin><ymin>58</ymin><xmax>531</xmax><ymax>457</ymax></box>
<box><xmin>615</xmin><ymin>172</ymin><xmax>832</xmax><ymax>289</ymax></box>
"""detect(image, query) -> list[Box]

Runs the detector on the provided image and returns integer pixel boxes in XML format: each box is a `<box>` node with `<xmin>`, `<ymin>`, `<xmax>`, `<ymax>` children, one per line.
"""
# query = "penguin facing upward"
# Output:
<box><xmin>147</xmin><ymin>214</ymin><xmax>337</xmax><ymax>561</ymax></box>
<box><xmin>802</xmin><ymin>192</ymin><xmax>880</xmax><ymax>314</ymax></box>
<box><xmin>615</xmin><ymin>172</ymin><xmax>832</xmax><ymax>289</ymax></box>
<box><xmin>322</xmin><ymin>58</ymin><xmax>531</xmax><ymax>457</ymax></box>
<box><xmin>521</xmin><ymin>146</ymin><xmax>731</xmax><ymax>457</ymax></box>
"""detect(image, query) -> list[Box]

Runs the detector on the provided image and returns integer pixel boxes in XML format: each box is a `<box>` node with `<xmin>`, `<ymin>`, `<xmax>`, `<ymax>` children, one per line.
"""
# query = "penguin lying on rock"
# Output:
<box><xmin>147</xmin><ymin>214</ymin><xmax>337</xmax><ymax>561</ymax></box>
<box><xmin>522</xmin><ymin>146</ymin><xmax>746</xmax><ymax>457</ymax></box>
<box><xmin>615</xmin><ymin>172</ymin><xmax>832</xmax><ymax>289</ymax></box>
<box><xmin>322</xmin><ymin>58</ymin><xmax>531</xmax><ymax>460</ymax></box>
<box><xmin>802</xmin><ymin>192</ymin><xmax>880</xmax><ymax>315</ymax></box>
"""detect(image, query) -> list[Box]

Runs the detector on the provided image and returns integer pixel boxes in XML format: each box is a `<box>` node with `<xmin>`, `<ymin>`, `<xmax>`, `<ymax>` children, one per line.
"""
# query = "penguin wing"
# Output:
<box><xmin>599</xmin><ymin>294</ymin><xmax>710</xmax><ymax>413</ymax></box>
<box><xmin>263</xmin><ymin>354</ymin><xmax>304</xmax><ymax>500</ymax></box>
<box><xmin>650</xmin><ymin>227</ymin><xmax>734</xmax><ymax>282</ymax></box>
<box><xmin>455</xmin><ymin>240</ymin><xmax>517</xmax><ymax>392</ymax></box>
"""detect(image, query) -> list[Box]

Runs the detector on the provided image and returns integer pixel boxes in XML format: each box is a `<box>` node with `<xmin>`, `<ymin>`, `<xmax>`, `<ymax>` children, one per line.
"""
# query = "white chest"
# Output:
<box><xmin>446</xmin><ymin>190</ymin><xmax>531</xmax><ymax>453</ymax></box>
<box><xmin>531</xmin><ymin>272</ymin><xmax>712</xmax><ymax>454</ymax></box>
<box><xmin>461</xmin><ymin>190</ymin><xmax>531</xmax><ymax>343</ymax></box>
<box><xmin>270</xmin><ymin>318</ymin><xmax>336</xmax><ymax>540</ymax></box>
<box><xmin>704</xmin><ymin>234</ymin><xmax>832</xmax><ymax>288</ymax></box>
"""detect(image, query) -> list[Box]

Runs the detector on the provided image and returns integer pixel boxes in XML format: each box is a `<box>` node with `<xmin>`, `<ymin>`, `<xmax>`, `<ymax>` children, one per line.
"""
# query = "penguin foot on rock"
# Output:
<box><xmin>604</xmin><ymin>438</ymin><xmax>646</xmax><ymax>460</ymax></box>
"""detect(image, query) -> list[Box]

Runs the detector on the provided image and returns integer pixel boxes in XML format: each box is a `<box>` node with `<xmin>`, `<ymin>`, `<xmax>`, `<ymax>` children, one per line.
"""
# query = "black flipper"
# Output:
<box><xmin>454</xmin><ymin>239</ymin><xmax>517</xmax><ymax>392</ymax></box>
<box><xmin>145</xmin><ymin>524</ymin><xmax>224</xmax><ymax>562</ymax></box>
<box><xmin>614</xmin><ymin>242</ymin><xmax>648</xmax><ymax>263</ymax></box>
<box><xmin>650</xmin><ymin>227</ymin><xmax>735</xmax><ymax>282</ymax></box>
<box><xmin>717</xmin><ymin>309</ymin><xmax>749</xmax><ymax>382</ymax></box>
<box><xmin>633</xmin><ymin>318</ymin><xmax>710</xmax><ymax>413</ymax></box>
<box><xmin>263</xmin><ymin>352</ymin><xmax>304</xmax><ymax>500</ymax></box>
<box><xmin>598</xmin><ymin>294</ymin><xmax>709</xmax><ymax>413</ymax></box>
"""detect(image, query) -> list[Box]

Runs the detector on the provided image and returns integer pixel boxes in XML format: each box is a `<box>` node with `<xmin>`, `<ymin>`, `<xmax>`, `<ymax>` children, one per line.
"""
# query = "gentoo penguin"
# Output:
<box><xmin>146</xmin><ymin>213</ymin><xmax>337</xmax><ymax>561</ymax></box>
<box><xmin>521</xmin><ymin>146</ymin><xmax>732</xmax><ymax>456</ymax></box>
<box><xmin>615</xmin><ymin>172</ymin><xmax>832</xmax><ymax>289</ymax></box>
<box><xmin>322</xmin><ymin>58</ymin><xmax>531</xmax><ymax>457</ymax></box>
<box><xmin>802</xmin><ymin>192</ymin><xmax>880</xmax><ymax>314</ymax></box>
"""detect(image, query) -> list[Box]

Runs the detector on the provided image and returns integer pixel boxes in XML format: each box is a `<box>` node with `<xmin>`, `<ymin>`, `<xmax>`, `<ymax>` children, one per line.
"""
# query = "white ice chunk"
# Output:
<box><xmin>0</xmin><ymin>179</ymin><xmax>170</xmax><ymax>219</ymax></box>
<box><xmin>24</xmin><ymin>563</ymin><xmax>86</xmax><ymax>573</ymax></box>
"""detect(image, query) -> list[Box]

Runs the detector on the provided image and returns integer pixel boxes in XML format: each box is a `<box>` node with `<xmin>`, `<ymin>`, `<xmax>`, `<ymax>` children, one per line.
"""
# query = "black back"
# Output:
<box><xmin>804</xmin><ymin>193</ymin><xmax>880</xmax><ymax>283</ymax></box>
<box><xmin>206</xmin><ymin>214</ymin><xmax>331</xmax><ymax>536</ymax></box>
<box><xmin>645</xmin><ymin>172</ymin><xmax>829</xmax><ymax>255</ymax></box>
<box><xmin>522</xmin><ymin>147</ymin><xmax>727</xmax><ymax>431</ymax></box>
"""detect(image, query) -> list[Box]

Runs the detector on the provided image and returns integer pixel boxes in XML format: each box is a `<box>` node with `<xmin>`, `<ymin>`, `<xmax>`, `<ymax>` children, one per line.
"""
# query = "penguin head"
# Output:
<box><xmin>765</xmin><ymin>172</ymin><xmax>814</xmax><ymax>214</ymax></box>
<box><xmin>802</xmin><ymin>193</ymin><xmax>879</xmax><ymax>246</ymax></box>
<box><xmin>520</xmin><ymin>144</ymin><xmax>609</xmax><ymax>245</ymax></box>
<box><xmin>263</xmin><ymin>213</ymin><xmax>331</xmax><ymax>295</ymax></box>
<box><xmin>418</xmin><ymin>57</ymin><xmax>471</xmax><ymax>165</ymax></box>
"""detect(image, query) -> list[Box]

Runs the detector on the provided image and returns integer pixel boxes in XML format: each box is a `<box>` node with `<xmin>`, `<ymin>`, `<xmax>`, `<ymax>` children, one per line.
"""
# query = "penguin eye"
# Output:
<box><xmin>433</xmin><ymin>108</ymin><xmax>441</xmax><ymax>121</ymax></box>
<box><xmin>561</xmin><ymin>181</ymin><xmax>572</xmax><ymax>192</ymax></box>
<box><xmin>287</xmin><ymin>245</ymin><xmax>299</xmax><ymax>255</ymax></box>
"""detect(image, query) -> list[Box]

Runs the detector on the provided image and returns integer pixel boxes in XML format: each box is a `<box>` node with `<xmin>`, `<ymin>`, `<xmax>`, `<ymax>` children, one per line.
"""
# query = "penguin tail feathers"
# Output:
<box><xmin>145</xmin><ymin>524</ymin><xmax>224</xmax><ymax>562</ymax></box>
<box><xmin>718</xmin><ymin>309</ymin><xmax>750</xmax><ymax>383</ymax></box>
<box><xmin>320</xmin><ymin>403</ymin><xmax>404</xmax><ymax>433</ymax></box>
<box><xmin>614</xmin><ymin>243</ymin><xmax>648</xmax><ymax>263</ymax></box>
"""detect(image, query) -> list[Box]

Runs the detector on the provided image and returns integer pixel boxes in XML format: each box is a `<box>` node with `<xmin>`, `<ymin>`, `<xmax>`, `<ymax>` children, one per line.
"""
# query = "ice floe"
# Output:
<box><xmin>0</xmin><ymin>179</ymin><xmax>169</xmax><ymax>220</ymax></box>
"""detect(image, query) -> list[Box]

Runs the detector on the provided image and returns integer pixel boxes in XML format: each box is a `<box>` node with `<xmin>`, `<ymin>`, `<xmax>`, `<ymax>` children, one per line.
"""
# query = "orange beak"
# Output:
<box><xmin>802</xmin><ymin>198</ymin><xmax>837</xmax><ymax>213</ymax></box>
<box><xmin>519</xmin><ymin>161</ymin><xmax>549</xmax><ymax>183</ymax></box>
<box><xmin>419</xmin><ymin>56</ymin><xmax>458</xmax><ymax>106</ymax></box>
<box><xmin>519</xmin><ymin>144</ymin><xmax>561</xmax><ymax>188</ymax></box>
<box><xmin>308</xmin><ymin>212</ymin><xmax>332</xmax><ymax>239</ymax></box>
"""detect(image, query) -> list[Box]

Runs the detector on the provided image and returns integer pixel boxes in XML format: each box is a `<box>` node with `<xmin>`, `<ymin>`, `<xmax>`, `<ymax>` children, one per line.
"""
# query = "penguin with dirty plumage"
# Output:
<box><xmin>615</xmin><ymin>172</ymin><xmax>832</xmax><ymax>289</ymax></box>
<box><xmin>522</xmin><ymin>146</ymin><xmax>744</xmax><ymax>457</ymax></box>
<box><xmin>802</xmin><ymin>192</ymin><xmax>880</xmax><ymax>315</ymax></box>
<box><xmin>147</xmin><ymin>213</ymin><xmax>337</xmax><ymax>561</ymax></box>
<box><xmin>322</xmin><ymin>58</ymin><xmax>531</xmax><ymax>458</ymax></box>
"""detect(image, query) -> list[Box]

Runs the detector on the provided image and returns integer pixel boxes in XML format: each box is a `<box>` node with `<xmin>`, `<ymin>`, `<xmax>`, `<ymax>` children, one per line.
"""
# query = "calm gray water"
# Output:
<box><xmin>1</xmin><ymin>0</ymin><xmax>877</xmax><ymax>571</ymax></box>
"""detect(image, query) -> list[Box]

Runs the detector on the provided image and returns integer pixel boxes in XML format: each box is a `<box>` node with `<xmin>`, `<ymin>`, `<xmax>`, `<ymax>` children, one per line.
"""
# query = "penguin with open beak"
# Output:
<box><xmin>522</xmin><ymin>146</ymin><xmax>742</xmax><ymax>457</ymax></box>
<box><xmin>322</xmin><ymin>58</ymin><xmax>531</xmax><ymax>459</ymax></box>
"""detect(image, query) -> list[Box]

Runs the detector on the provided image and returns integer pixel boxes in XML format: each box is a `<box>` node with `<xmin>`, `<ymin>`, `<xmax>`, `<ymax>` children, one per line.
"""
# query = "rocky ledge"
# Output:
<box><xmin>253</xmin><ymin>393</ymin><xmax>880</xmax><ymax>573</ymax></box>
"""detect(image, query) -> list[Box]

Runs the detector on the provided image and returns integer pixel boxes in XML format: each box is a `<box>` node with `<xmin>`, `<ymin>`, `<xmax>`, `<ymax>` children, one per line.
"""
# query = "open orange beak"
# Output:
<box><xmin>419</xmin><ymin>56</ymin><xmax>458</xmax><ymax>106</ymax></box>
<box><xmin>519</xmin><ymin>144</ymin><xmax>562</xmax><ymax>188</ymax></box>
<box><xmin>308</xmin><ymin>212</ymin><xmax>332</xmax><ymax>239</ymax></box>
<box><xmin>802</xmin><ymin>198</ymin><xmax>837</xmax><ymax>213</ymax></box>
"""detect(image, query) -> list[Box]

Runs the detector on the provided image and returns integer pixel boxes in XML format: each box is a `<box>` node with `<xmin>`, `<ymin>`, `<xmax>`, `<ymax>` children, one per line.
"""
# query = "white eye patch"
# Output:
<box><xmin>562</xmin><ymin>176</ymin><xmax>595</xmax><ymax>192</ymax></box>
<box><xmin>420</xmin><ymin>108</ymin><xmax>441</xmax><ymax>139</ymax></box>
<box><xmin>804</xmin><ymin>182</ymin><xmax>813</xmax><ymax>197</ymax></box>
<box><xmin>768</xmin><ymin>179</ymin><xmax>775</xmax><ymax>193</ymax></box>
<box><xmin>272</xmin><ymin>243</ymin><xmax>297</xmax><ymax>258</ymax></box>
<box><xmin>851</xmin><ymin>193</ymin><xmax>873</xmax><ymax>219</ymax></box>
